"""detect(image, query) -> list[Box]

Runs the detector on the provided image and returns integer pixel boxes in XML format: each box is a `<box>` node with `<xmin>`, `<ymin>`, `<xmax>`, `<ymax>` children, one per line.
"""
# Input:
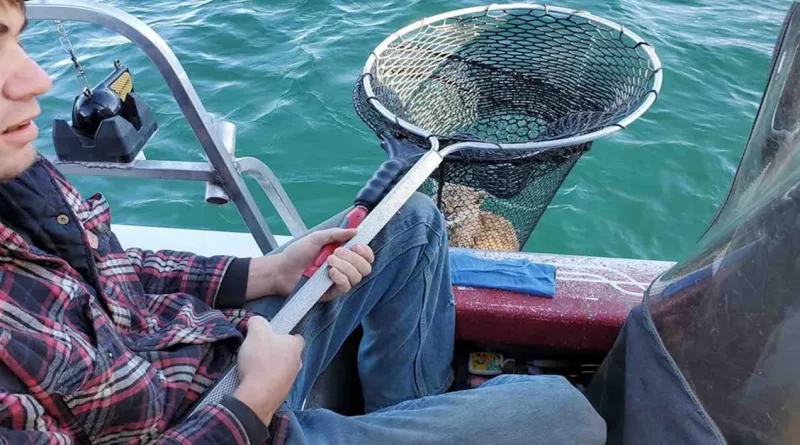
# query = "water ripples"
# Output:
<box><xmin>21</xmin><ymin>0</ymin><xmax>790</xmax><ymax>260</ymax></box>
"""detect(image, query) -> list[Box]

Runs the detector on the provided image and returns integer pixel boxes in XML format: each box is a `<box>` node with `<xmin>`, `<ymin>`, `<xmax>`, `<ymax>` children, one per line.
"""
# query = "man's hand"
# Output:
<box><xmin>233</xmin><ymin>316</ymin><xmax>305</xmax><ymax>425</ymax></box>
<box><xmin>246</xmin><ymin>228</ymin><xmax>374</xmax><ymax>302</ymax></box>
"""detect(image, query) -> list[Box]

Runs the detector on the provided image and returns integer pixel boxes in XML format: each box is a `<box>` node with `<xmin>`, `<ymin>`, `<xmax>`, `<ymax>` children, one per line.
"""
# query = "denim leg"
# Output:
<box><xmin>243</xmin><ymin>192</ymin><xmax>455</xmax><ymax>412</ymax></box>
<box><xmin>244</xmin><ymin>194</ymin><xmax>606</xmax><ymax>444</ymax></box>
<box><xmin>287</xmin><ymin>375</ymin><xmax>606</xmax><ymax>445</ymax></box>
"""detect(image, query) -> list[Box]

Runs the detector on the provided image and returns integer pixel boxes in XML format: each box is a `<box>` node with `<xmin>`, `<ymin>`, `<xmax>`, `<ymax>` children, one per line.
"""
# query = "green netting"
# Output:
<box><xmin>354</xmin><ymin>6</ymin><xmax>659</xmax><ymax>250</ymax></box>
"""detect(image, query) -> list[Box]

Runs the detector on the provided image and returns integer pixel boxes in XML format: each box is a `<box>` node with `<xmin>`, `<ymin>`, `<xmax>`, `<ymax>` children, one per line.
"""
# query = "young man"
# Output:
<box><xmin>0</xmin><ymin>1</ymin><xmax>605</xmax><ymax>443</ymax></box>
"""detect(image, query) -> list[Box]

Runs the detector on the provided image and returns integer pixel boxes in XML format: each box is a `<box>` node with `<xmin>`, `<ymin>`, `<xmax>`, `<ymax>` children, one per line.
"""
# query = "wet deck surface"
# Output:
<box><xmin>454</xmin><ymin>251</ymin><xmax>674</xmax><ymax>352</ymax></box>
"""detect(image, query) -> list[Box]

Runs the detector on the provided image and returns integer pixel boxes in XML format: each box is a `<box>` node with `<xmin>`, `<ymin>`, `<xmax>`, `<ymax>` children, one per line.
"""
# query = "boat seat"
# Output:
<box><xmin>304</xmin><ymin>253</ymin><xmax>673</xmax><ymax>415</ymax></box>
<box><xmin>453</xmin><ymin>252</ymin><xmax>674</xmax><ymax>352</ymax></box>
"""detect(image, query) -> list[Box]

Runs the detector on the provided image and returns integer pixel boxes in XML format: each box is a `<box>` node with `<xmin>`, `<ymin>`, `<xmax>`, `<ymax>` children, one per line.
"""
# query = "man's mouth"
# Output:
<box><xmin>4</xmin><ymin>121</ymin><xmax>31</xmax><ymax>134</ymax></box>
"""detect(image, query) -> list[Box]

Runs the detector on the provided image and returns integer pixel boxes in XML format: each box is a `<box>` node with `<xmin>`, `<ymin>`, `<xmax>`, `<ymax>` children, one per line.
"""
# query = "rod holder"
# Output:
<box><xmin>205</xmin><ymin>120</ymin><xmax>236</xmax><ymax>205</ymax></box>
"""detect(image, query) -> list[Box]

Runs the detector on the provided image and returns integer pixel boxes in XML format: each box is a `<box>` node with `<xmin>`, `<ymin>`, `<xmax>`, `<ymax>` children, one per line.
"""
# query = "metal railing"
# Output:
<box><xmin>27</xmin><ymin>0</ymin><xmax>307</xmax><ymax>253</ymax></box>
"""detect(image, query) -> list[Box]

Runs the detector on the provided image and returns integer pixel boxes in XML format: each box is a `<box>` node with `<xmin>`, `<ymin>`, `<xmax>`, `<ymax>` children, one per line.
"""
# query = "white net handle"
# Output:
<box><xmin>189</xmin><ymin>148</ymin><xmax>444</xmax><ymax>415</ymax></box>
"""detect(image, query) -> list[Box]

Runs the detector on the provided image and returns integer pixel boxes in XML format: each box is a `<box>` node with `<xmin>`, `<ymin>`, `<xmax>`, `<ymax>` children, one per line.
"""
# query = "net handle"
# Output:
<box><xmin>361</xmin><ymin>3</ymin><xmax>663</xmax><ymax>152</ymax></box>
<box><xmin>188</xmin><ymin>136</ymin><xmax>443</xmax><ymax>416</ymax></box>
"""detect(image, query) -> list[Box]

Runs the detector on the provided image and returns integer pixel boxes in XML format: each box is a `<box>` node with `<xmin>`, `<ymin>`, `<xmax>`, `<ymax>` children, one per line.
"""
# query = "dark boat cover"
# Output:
<box><xmin>587</xmin><ymin>3</ymin><xmax>800</xmax><ymax>444</ymax></box>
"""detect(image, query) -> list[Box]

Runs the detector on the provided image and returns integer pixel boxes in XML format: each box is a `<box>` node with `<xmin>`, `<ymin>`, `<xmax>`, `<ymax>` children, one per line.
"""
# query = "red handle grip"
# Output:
<box><xmin>301</xmin><ymin>206</ymin><xmax>369</xmax><ymax>278</ymax></box>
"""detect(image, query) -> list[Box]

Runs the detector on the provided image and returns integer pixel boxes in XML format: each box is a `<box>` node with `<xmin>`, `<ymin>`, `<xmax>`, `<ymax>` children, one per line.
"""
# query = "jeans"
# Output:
<box><xmin>244</xmin><ymin>193</ymin><xmax>606</xmax><ymax>445</ymax></box>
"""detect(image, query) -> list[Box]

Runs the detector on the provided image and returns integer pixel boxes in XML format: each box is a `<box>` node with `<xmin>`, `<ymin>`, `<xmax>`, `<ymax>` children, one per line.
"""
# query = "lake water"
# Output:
<box><xmin>23</xmin><ymin>0</ymin><xmax>792</xmax><ymax>261</ymax></box>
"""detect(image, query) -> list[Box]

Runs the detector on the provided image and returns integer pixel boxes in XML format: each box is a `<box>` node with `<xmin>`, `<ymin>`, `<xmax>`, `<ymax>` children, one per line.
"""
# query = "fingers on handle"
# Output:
<box><xmin>328</xmin><ymin>267</ymin><xmax>352</xmax><ymax>294</ymax></box>
<box><xmin>328</xmin><ymin>254</ymin><xmax>362</xmax><ymax>285</ymax></box>
<box><xmin>353</xmin><ymin>244</ymin><xmax>375</xmax><ymax>264</ymax></box>
<box><xmin>292</xmin><ymin>334</ymin><xmax>306</xmax><ymax>350</ymax></box>
<box><xmin>333</xmin><ymin>247</ymin><xmax>372</xmax><ymax>277</ymax></box>
<box><xmin>247</xmin><ymin>315</ymin><xmax>272</xmax><ymax>333</ymax></box>
<box><xmin>315</xmin><ymin>228</ymin><xmax>358</xmax><ymax>245</ymax></box>
<box><xmin>291</xmin><ymin>334</ymin><xmax>306</xmax><ymax>370</ymax></box>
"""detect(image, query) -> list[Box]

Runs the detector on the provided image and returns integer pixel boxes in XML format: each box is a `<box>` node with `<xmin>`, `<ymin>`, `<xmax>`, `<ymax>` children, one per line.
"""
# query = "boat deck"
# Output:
<box><xmin>454</xmin><ymin>251</ymin><xmax>672</xmax><ymax>352</ymax></box>
<box><xmin>114</xmin><ymin>225</ymin><xmax>674</xmax><ymax>353</ymax></box>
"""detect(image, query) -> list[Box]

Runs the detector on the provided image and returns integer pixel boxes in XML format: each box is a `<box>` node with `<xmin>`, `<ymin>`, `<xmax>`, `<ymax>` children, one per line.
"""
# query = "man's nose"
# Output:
<box><xmin>4</xmin><ymin>52</ymin><xmax>52</xmax><ymax>101</ymax></box>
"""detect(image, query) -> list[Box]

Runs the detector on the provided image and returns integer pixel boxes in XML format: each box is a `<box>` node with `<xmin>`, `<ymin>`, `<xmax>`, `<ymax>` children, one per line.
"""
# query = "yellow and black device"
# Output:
<box><xmin>105</xmin><ymin>64</ymin><xmax>134</xmax><ymax>101</ymax></box>
<box><xmin>53</xmin><ymin>61</ymin><xmax>158</xmax><ymax>163</ymax></box>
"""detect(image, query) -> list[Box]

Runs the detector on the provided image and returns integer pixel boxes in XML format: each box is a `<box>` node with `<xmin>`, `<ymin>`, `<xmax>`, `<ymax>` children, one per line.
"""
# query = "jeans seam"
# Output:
<box><xmin>413</xmin><ymin>263</ymin><xmax>430</xmax><ymax>399</ymax></box>
<box><xmin>291</xmin><ymin>213</ymin><xmax>447</xmax><ymax>411</ymax></box>
<box><xmin>366</xmin><ymin>370</ymin><xmax>453</xmax><ymax>415</ymax></box>
<box><xmin>368</xmin><ymin>221</ymin><xmax>443</xmax><ymax>312</ymax></box>
<box><xmin>295</xmin><ymin>221</ymin><xmax>434</xmax><ymax>343</ymax></box>
<box><xmin>411</xmin><ymin>241</ymin><xmax>452</xmax><ymax>401</ymax></box>
<box><xmin>371</xmin><ymin>220</ymin><xmax>441</xmax><ymax>255</ymax></box>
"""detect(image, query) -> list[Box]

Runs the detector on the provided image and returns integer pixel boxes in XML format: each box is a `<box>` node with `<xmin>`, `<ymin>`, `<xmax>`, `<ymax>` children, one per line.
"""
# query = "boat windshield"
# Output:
<box><xmin>647</xmin><ymin>3</ymin><xmax>800</xmax><ymax>444</ymax></box>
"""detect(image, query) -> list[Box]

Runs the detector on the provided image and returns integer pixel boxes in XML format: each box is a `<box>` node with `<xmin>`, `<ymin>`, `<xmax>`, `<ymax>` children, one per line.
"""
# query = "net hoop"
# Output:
<box><xmin>360</xmin><ymin>3</ymin><xmax>663</xmax><ymax>153</ymax></box>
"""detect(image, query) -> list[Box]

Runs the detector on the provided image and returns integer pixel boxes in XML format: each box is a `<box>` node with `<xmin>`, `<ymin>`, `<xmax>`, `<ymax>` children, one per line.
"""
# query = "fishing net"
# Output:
<box><xmin>354</xmin><ymin>5</ymin><xmax>661</xmax><ymax>251</ymax></box>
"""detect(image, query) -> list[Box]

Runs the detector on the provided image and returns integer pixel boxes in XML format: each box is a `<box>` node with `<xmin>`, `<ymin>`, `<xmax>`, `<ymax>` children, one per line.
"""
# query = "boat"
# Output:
<box><xmin>25</xmin><ymin>1</ymin><xmax>800</xmax><ymax>443</ymax></box>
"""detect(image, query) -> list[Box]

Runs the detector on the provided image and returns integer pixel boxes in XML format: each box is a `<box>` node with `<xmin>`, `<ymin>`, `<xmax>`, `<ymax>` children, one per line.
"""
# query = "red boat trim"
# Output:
<box><xmin>453</xmin><ymin>251</ymin><xmax>674</xmax><ymax>352</ymax></box>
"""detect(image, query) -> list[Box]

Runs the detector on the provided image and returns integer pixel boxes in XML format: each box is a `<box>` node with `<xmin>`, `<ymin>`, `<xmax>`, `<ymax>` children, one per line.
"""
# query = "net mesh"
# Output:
<box><xmin>354</xmin><ymin>6</ymin><xmax>659</xmax><ymax>250</ymax></box>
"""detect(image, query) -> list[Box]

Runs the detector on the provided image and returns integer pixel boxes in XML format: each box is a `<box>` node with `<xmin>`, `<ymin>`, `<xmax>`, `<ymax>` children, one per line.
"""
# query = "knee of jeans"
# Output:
<box><xmin>398</xmin><ymin>192</ymin><xmax>445</xmax><ymax>232</ymax></box>
<box><xmin>483</xmin><ymin>375</ymin><xmax>606</xmax><ymax>440</ymax></box>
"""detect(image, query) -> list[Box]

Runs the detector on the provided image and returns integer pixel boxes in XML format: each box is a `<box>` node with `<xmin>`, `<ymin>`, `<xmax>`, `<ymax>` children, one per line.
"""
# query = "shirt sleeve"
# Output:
<box><xmin>125</xmin><ymin>247</ymin><xmax>251</xmax><ymax>309</ymax></box>
<box><xmin>156</xmin><ymin>402</ymin><xmax>270</xmax><ymax>445</ymax></box>
<box><xmin>0</xmin><ymin>392</ymin><xmax>77</xmax><ymax>444</ymax></box>
<box><xmin>0</xmin><ymin>391</ymin><xmax>270</xmax><ymax>445</ymax></box>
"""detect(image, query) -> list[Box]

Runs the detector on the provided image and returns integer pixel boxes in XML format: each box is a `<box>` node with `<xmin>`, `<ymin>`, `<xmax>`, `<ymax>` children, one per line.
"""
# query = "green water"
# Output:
<box><xmin>23</xmin><ymin>0</ymin><xmax>791</xmax><ymax>260</ymax></box>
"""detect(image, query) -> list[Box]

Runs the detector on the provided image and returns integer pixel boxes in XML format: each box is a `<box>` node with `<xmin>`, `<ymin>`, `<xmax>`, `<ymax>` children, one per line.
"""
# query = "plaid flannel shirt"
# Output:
<box><xmin>0</xmin><ymin>158</ymin><xmax>290</xmax><ymax>445</ymax></box>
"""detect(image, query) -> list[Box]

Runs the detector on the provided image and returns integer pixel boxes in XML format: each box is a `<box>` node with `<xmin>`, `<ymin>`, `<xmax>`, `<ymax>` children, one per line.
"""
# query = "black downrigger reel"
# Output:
<box><xmin>53</xmin><ymin>60</ymin><xmax>158</xmax><ymax>163</ymax></box>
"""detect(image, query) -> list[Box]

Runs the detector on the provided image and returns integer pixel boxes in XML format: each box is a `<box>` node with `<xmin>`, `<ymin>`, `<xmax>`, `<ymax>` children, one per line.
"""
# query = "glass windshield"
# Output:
<box><xmin>647</xmin><ymin>3</ymin><xmax>800</xmax><ymax>444</ymax></box>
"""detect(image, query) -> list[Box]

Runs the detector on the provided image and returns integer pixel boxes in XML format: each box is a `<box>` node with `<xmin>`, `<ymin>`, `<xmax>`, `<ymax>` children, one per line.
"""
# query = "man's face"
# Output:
<box><xmin>0</xmin><ymin>3</ymin><xmax>51</xmax><ymax>181</ymax></box>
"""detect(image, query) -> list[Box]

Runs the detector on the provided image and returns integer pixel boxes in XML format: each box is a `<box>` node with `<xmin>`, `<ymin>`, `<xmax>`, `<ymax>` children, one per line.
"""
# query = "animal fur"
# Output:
<box><xmin>439</xmin><ymin>183</ymin><xmax>519</xmax><ymax>251</ymax></box>
<box><xmin>474</xmin><ymin>211</ymin><xmax>519</xmax><ymax>251</ymax></box>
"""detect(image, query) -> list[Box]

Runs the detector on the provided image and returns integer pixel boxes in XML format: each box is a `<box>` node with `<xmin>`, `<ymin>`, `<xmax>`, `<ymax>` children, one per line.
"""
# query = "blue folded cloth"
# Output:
<box><xmin>449</xmin><ymin>248</ymin><xmax>556</xmax><ymax>298</ymax></box>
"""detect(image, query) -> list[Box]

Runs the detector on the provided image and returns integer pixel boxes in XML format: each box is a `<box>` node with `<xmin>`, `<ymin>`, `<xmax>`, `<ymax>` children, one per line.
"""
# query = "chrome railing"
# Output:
<box><xmin>27</xmin><ymin>0</ymin><xmax>307</xmax><ymax>253</ymax></box>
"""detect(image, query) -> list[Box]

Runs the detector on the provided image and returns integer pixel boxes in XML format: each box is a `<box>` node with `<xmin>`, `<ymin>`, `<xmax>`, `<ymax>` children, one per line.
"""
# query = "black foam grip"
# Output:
<box><xmin>355</xmin><ymin>158</ymin><xmax>410</xmax><ymax>210</ymax></box>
